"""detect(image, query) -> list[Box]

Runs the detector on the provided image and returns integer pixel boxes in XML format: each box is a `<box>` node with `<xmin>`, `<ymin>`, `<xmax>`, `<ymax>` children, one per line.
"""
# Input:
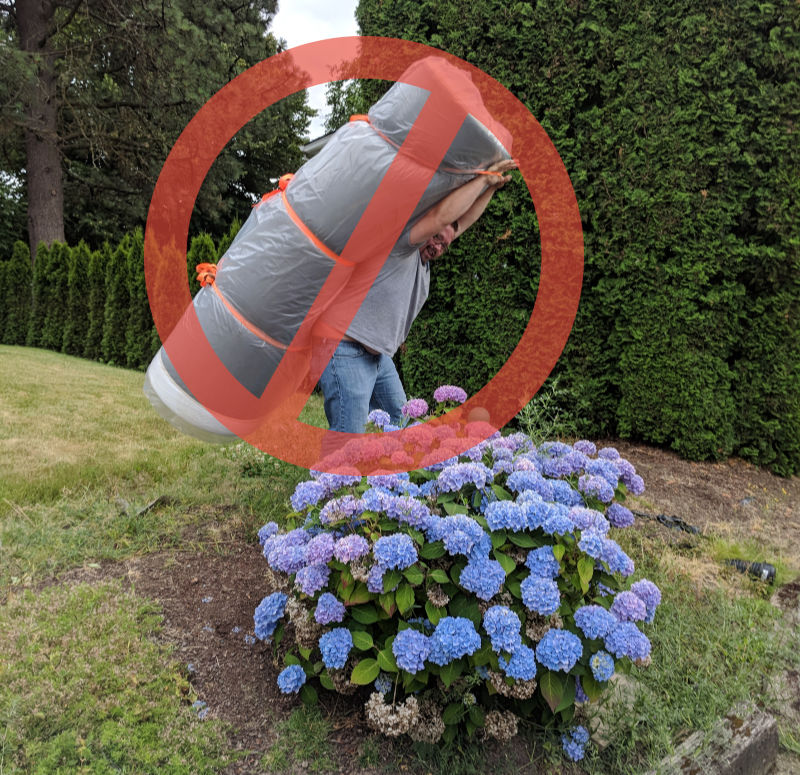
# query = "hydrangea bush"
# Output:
<box><xmin>253</xmin><ymin>387</ymin><xmax>660</xmax><ymax>762</ymax></box>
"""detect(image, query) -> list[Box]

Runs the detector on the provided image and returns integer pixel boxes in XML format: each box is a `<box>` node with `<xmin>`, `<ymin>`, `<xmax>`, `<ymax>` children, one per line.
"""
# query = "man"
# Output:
<box><xmin>317</xmin><ymin>158</ymin><xmax>517</xmax><ymax>433</ymax></box>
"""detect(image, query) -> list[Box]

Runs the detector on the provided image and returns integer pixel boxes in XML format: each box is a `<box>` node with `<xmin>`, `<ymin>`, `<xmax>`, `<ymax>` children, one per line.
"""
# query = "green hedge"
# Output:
<box><xmin>355</xmin><ymin>0</ymin><xmax>800</xmax><ymax>474</ymax></box>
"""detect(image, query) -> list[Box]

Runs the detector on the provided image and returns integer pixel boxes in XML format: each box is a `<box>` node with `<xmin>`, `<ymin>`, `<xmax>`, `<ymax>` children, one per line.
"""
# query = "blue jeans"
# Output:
<box><xmin>317</xmin><ymin>340</ymin><xmax>406</xmax><ymax>433</ymax></box>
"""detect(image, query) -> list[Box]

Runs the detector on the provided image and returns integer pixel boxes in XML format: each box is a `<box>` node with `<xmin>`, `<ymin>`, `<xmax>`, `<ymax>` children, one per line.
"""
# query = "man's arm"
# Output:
<box><xmin>408</xmin><ymin>159</ymin><xmax>517</xmax><ymax>245</ymax></box>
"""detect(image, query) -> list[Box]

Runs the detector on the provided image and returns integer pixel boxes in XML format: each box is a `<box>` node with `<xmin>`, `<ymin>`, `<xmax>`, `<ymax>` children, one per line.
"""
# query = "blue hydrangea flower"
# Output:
<box><xmin>541</xmin><ymin>456</ymin><xmax>574</xmax><ymax>478</ymax></box>
<box><xmin>575</xmin><ymin>676</ymin><xmax>588</xmax><ymax>703</ymax></box>
<box><xmin>525</xmin><ymin>546</ymin><xmax>560</xmax><ymax>578</ymax></box>
<box><xmin>598</xmin><ymin>446</ymin><xmax>620</xmax><ymax>460</ymax></box>
<box><xmin>561</xmin><ymin>725</ymin><xmax>590</xmax><ymax>761</ymax></box>
<box><xmin>361</xmin><ymin>486</ymin><xmax>392</xmax><ymax>513</ymax></box>
<box><xmin>543</xmin><ymin>506</ymin><xmax>574</xmax><ymax>537</ymax></box>
<box><xmin>367</xmin><ymin>409</ymin><xmax>391</xmax><ymax>428</ymax></box>
<box><xmin>630</xmin><ymin>579</ymin><xmax>662</xmax><ymax>622</ymax></box>
<box><xmin>569</xmin><ymin>506</ymin><xmax>610</xmax><ymax>535</ymax></box>
<box><xmin>333</xmin><ymin>534</ymin><xmax>370</xmax><ymax>563</ymax></box>
<box><xmin>431</xmin><ymin>515</ymin><xmax>486</xmax><ymax>557</ymax></box>
<box><xmin>315</xmin><ymin>592</ymin><xmax>346</xmax><ymax>625</ymax></box>
<box><xmin>373</xmin><ymin>533</ymin><xmax>418</xmax><ymax>570</ymax></box>
<box><xmin>385</xmin><ymin>495</ymin><xmax>431</xmax><ymax>528</ymax></box>
<box><xmin>507</xmin><ymin>470</ymin><xmax>547</xmax><ymax>495</ymax></box>
<box><xmin>521</xmin><ymin>575</ymin><xmax>561</xmax><ymax>616</ymax></box>
<box><xmin>427</xmin><ymin>617</ymin><xmax>481</xmax><ymax>666</ymax></box>
<box><xmin>499</xmin><ymin>645</ymin><xmax>537</xmax><ymax>681</ymax></box>
<box><xmin>459</xmin><ymin>558</ymin><xmax>505</xmax><ymax>601</ymax></box>
<box><xmin>585</xmin><ymin>458</ymin><xmax>621</xmax><ymax>488</ymax></box>
<box><xmin>550</xmin><ymin>479</ymin><xmax>584</xmax><ymax>506</ymax></box>
<box><xmin>539</xmin><ymin>441</ymin><xmax>573</xmax><ymax>457</ymax></box>
<box><xmin>295</xmin><ymin>564</ymin><xmax>331</xmax><ymax>596</ymax></box>
<box><xmin>305</xmin><ymin>533</ymin><xmax>335</xmax><ymax>565</ymax></box>
<box><xmin>254</xmin><ymin>591</ymin><xmax>288</xmax><ymax>641</ymax></box>
<box><xmin>392</xmin><ymin>628</ymin><xmax>430</xmax><ymax>673</ymax></box>
<box><xmin>483</xmin><ymin>606</ymin><xmax>522</xmax><ymax>654</ymax></box>
<box><xmin>578</xmin><ymin>474</ymin><xmax>615</xmax><ymax>503</ymax></box>
<box><xmin>374</xmin><ymin>673</ymin><xmax>393</xmax><ymax>694</ymax></box>
<box><xmin>604</xmin><ymin>621</ymin><xmax>652</xmax><ymax>661</ymax></box>
<box><xmin>277</xmin><ymin>664</ymin><xmax>306</xmax><ymax>694</ymax></box>
<box><xmin>319</xmin><ymin>628</ymin><xmax>353</xmax><ymax>669</ymax></box>
<box><xmin>574</xmin><ymin>605</ymin><xmax>616</xmax><ymax>640</ymax></box>
<box><xmin>485</xmin><ymin>500</ymin><xmax>528</xmax><ymax>531</ymax></box>
<box><xmin>314</xmin><ymin>472</ymin><xmax>363</xmax><ymax>495</ymax></box>
<box><xmin>257</xmin><ymin>522</ymin><xmax>279</xmax><ymax>546</ymax></box>
<box><xmin>267</xmin><ymin>542</ymin><xmax>307</xmax><ymax>575</ymax></box>
<box><xmin>518</xmin><ymin>491</ymin><xmax>550</xmax><ymax>529</ymax></box>
<box><xmin>492</xmin><ymin>458</ymin><xmax>514</xmax><ymax>476</ymax></box>
<box><xmin>627</xmin><ymin>474</ymin><xmax>645</xmax><ymax>495</ymax></box>
<box><xmin>475</xmin><ymin>665</ymin><xmax>490</xmax><ymax>680</ymax></box>
<box><xmin>610</xmin><ymin>591</ymin><xmax>647</xmax><ymax>622</ymax></box>
<box><xmin>436</xmin><ymin>462</ymin><xmax>491</xmax><ymax>493</ymax></box>
<box><xmin>290</xmin><ymin>480</ymin><xmax>326</xmax><ymax>511</ymax></box>
<box><xmin>367</xmin><ymin>564</ymin><xmax>385</xmax><ymax>594</ymax></box>
<box><xmin>535</xmin><ymin>629</ymin><xmax>583</xmax><ymax>672</ymax></box>
<box><xmin>607</xmin><ymin>503</ymin><xmax>635</xmax><ymax>528</ymax></box>
<box><xmin>590</xmin><ymin>650</ymin><xmax>615</xmax><ymax>682</ymax></box>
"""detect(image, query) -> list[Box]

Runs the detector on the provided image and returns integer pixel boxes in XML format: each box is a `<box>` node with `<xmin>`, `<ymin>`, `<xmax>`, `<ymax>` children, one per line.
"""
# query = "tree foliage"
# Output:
<box><xmin>351</xmin><ymin>0</ymin><xmax>800</xmax><ymax>474</ymax></box>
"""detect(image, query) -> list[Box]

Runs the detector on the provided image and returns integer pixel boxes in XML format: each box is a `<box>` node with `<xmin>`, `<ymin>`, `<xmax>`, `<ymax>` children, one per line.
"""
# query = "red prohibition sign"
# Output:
<box><xmin>144</xmin><ymin>36</ymin><xmax>583</xmax><ymax>473</ymax></box>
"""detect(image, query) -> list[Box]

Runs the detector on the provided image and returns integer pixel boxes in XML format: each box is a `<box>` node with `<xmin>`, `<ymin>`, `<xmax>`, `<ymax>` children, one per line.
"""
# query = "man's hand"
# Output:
<box><xmin>486</xmin><ymin>158</ymin><xmax>518</xmax><ymax>188</ymax></box>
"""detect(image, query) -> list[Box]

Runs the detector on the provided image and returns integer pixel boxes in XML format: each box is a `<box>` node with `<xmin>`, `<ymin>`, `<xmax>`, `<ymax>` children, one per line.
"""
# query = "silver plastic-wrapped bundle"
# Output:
<box><xmin>144</xmin><ymin>56</ymin><xmax>512</xmax><ymax>442</ymax></box>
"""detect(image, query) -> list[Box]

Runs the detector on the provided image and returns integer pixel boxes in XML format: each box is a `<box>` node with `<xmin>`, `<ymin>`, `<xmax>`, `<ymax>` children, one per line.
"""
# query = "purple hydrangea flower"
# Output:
<box><xmin>485</xmin><ymin>500</ymin><xmax>528</xmax><ymax>531</ymax></box>
<box><xmin>333</xmin><ymin>534</ymin><xmax>370</xmax><ymax>563</ymax></box>
<box><xmin>367</xmin><ymin>409</ymin><xmax>391</xmax><ymax>428</ymax></box>
<box><xmin>314</xmin><ymin>592</ymin><xmax>346</xmax><ymax>625</ymax></box>
<box><xmin>575</xmin><ymin>676</ymin><xmax>588</xmax><ymax>703</ymax></box>
<box><xmin>401</xmin><ymin>398</ymin><xmax>429</xmax><ymax>418</ymax></box>
<box><xmin>499</xmin><ymin>644</ymin><xmax>537</xmax><ymax>681</ymax></box>
<box><xmin>535</xmin><ymin>629</ymin><xmax>583</xmax><ymax>672</ymax></box>
<box><xmin>295</xmin><ymin>564</ymin><xmax>331</xmax><ymax>596</ymax></box>
<box><xmin>320</xmin><ymin>495</ymin><xmax>364</xmax><ymax>524</ymax></box>
<box><xmin>319</xmin><ymin>628</ymin><xmax>353</xmax><ymax>669</ymax></box>
<box><xmin>585</xmin><ymin>458</ymin><xmax>621</xmax><ymax>488</ymax></box>
<box><xmin>525</xmin><ymin>546</ymin><xmax>561</xmax><ymax>578</ymax></box>
<box><xmin>630</xmin><ymin>579</ymin><xmax>662</xmax><ymax>622</ymax></box>
<box><xmin>598</xmin><ymin>446</ymin><xmax>620</xmax><ymax>460</ymax></box>
<box><xmin>459</xmin><ymin>558</ymin><xmax>505</xmax><ymax>601</ymax></box>
<box><xmin>574</xmin><ymin>604</ymin><xmax>616</xmax><ymax>640</ymax></box>
<box><xmin>314</xmin><ymin>472</ymin><xmax>363</xmax><ymax>495</ymax></box>
<box><xmin>277</xmin><ymin>664</ymin><xmax>306</xmax><ymax>694</ymax></box>
<box><xmin>627</xmin><ymin>474</ymin><xmax>645</xmax><ymax>495</ymax></box>
<box><xmin>578</xmin><ymin>474</ymin><xmax>615</xmax><ymax>503</ymax></box>
<box><xmin>267</xmin><ymin>542</ymin><xmax>307</xmax><ymax>575</ymax></box>
<box><xmin>569</xmin><ymin>506</ymin><xmax>610</xmax><ymax>535</ymax></box>
<box><xmin>373</xmin><ymin>534</ymin><xmax>418</xmax><ymax>570</ymax></box>
<box><xmin>590</xmin><ymin>650</ymin><xmax>615</xmax><ymax>682</ymax></box>
<box><xmin>367</xmin><ymin>564</ymin><xmax>385</xmax><ymax>594</ymax></box>
<box><xmin>392</xmin><ymin>628</ymin><xmax>430</xmax><ymax>673</ymax></box>
<box><xmin>521</xmin><ymin>575</ymin><xmax>561</xmax><ymax>615</ymax></box>
<box><xmin>290</xmin><ymin>480</ymin><xmax>326</xmax><ymax>511</ymax></box>
<box><xmin>573</xmin><ymin>440</ymin><xmax>597</xmax><ymax>456</ymax></box>
<box><xmin>611</xmin><ymin>591</ymin><xmax>647</xmax><ymax>622</ymax></box>
<box><xmin>483</xmin><ymin>606</ymin><xmax>522</xmax><ymax>654</ymax></box>
<box><xmin>304</xmin><ymin>533</ymin><xmax>335</xmax><ymax>565</ymax></box>
<box><xmin>433</xmin><ymin>385</ymin><xmax>468</xmax><ymax>404</ymax></box>
<box><xmin>607</xmin><ymin>503</ymin><xmax>635</xmax><ymax>528</ymax></box>
<box><xmin>604</xmin><ymin>621</ymin><xmax>652</xmax><ymax>661</ymax></box>
<box><xmin>385</xmin><ymin>495</ymin><xmax>431</xmax><ymax>528</ymax></box>
<box><xmin>427</xmin><ymin>617</ymin><xmax>482</xmax><ymax>665</ymax></box>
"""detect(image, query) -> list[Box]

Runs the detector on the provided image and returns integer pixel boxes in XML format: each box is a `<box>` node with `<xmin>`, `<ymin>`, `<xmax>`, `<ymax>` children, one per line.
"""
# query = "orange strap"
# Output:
<box><xmin>253</xmin><ymin>173</ymin><xmax>354</xmax><ymax>267</ymax></box>
<box><xmin>349</xmin><ymin>114</ymin><xmax>509</xmax><ymax>180</ymax></box>
<box><xmin>195</xmin><ymin>260</ymin><xmax>306</xmax><ymax>352</ymax></box>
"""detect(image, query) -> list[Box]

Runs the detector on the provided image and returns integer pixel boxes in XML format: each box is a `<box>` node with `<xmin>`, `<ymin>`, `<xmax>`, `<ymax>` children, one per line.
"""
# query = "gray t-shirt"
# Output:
<box><xmin>345</xmin><ymin>231</ymin><xmax>429</xmax><ymax>356</ymax></box>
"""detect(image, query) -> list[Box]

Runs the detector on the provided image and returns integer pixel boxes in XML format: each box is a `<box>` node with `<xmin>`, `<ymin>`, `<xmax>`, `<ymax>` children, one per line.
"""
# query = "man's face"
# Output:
<box><xmin>420</xmin><ymin>223</ymin><xmax>456</xmax><ymax>263</ymax></box>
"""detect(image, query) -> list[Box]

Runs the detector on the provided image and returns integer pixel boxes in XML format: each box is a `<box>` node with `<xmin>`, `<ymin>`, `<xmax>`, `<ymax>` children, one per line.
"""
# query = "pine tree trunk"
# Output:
<box><xmin>17</xmin><ymin>0</ymin><xmax>64</xmax><ymax>262</ymax></box>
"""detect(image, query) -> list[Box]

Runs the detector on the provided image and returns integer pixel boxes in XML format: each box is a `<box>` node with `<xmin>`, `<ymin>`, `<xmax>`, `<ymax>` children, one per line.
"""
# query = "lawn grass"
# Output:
<box><xmin>0</xmin><ymin>581</ymin><xmax>232</xmax><ymax>774</ymax></box>
<box><xmin>2</xmin><ymin>345</ymin><xmax>798</xmax><ymax>774</ymax></box>
<box><xmin>0</xmin><ymin>345</ymin><xmax>324</xmax><ymax>586</ymax></box>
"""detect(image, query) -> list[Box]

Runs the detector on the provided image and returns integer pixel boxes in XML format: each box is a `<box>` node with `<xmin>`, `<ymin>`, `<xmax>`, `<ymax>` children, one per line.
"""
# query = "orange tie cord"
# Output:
<box><xmin>195</xmin><ymin>260</ymin><xmax>306</xmax><ymax>352</ymax></box>
<box><xmin>348</xmin><ymin>114</ymin><xmax>509</xmax><ymax>180</ymax></box>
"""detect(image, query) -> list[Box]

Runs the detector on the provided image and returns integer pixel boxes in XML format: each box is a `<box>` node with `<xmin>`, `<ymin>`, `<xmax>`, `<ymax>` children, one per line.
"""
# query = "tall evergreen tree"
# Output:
<box><xmin>124</xmin><ymin>229</ymin><xmax>156</xmax><ymax>369</ymax></box>
<box><xmin>40</xmin><ymin>241</ymin><xmax>69</xmax><ymax>350</ymax></box>
<box><xmin>62</xmin><ymin>240</ymin><xmax>91</xmax><ymax>355</ymax></box>
<box><xmin>101</xmin><ymin>235</ymin><xmax>130</xmax><ymax>366</ymax></box>
<box><xmin>83</xmin><ymin>243</ymin><xmax>110</xmax><ymax>360</ymax></box>
<box><xmin>25</xmin><ymin>241</ymin><xmax>49</xmax><ymax>347</ymax></box>
<box><xmin>1</xmin><ymin>240</ymin><xmax>32</xmax><ymax>345</ymax></box>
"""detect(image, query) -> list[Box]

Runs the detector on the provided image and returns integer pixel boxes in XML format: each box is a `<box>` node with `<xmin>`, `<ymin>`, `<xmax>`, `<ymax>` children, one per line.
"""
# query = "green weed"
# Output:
<box><xmin>261</xmin><ymin>706</ymin><xmax>336</xmax><ymax>772</ymax></box>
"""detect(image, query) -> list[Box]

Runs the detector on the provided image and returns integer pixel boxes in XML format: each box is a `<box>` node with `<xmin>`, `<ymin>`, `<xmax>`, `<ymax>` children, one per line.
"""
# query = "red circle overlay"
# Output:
<box><xmin>144</xmin><ymin>36</ymin><xmax>583</xmax><ymax>472</ymax></box>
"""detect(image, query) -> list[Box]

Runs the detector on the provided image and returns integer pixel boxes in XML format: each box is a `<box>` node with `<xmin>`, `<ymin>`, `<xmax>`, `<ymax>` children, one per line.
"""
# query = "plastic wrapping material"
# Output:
<box><xmin>145</xmin><ymin>56</ymin><xmax>512</xmax><ymax>442</ymax></box>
